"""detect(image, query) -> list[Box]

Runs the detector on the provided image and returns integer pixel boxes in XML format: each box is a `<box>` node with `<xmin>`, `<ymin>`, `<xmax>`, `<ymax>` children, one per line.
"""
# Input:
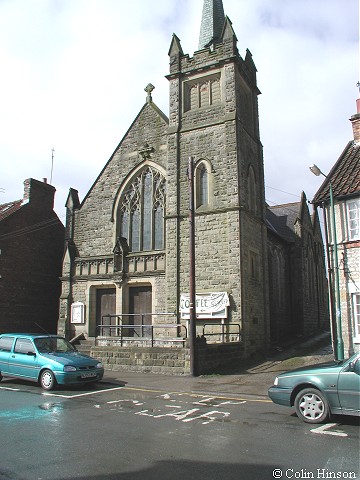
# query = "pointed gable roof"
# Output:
<box><xmin>266</xmin><ymin>201</ymin><xmax>302</xmax><ymax>243</ymax></box>
<box><xmin>198</xmin><ymin>0</ymin><xmax>225</xmax><ymax>49</ymax></box>
<box><xmin>77</xmin><ymin>90</ymin><xmax>169</xmax><ymax>210</ymax></box>
<box><xmin>0</xmin><ymin>199</ymin><xmax>23</xmax><ymax>222</ymax></box>
<box><xmin>313</xmin><ymin>98</ymin><xmax>360</xmax><ymax>204</ymax></box>
<box><xmin>312</xmin><ymin>141</ymin><xmax>360</xmax><ymax>204</ymax></box>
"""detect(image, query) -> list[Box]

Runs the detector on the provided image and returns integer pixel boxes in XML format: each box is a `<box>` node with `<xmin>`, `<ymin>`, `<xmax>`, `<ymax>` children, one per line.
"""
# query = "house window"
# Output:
<box><xmin>119</xmin><ymin>166</ymin><xmax>166</xmax><ymax>252</ymax></box>
<box><xmin>347</xmin><ymin>199</ymin><xmax>360</xmax><ymax>240</ymax></box>
<box><xmin>353</xmin><ymin>293</ymin><xmax>360</xmax><ymax>341</ymax></box>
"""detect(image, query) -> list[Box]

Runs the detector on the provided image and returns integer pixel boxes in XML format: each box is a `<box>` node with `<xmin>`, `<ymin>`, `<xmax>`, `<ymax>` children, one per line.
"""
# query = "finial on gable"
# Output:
<box><xmin>145</xmin><ymin>83</ymin><xmax>155</xmax><ymax>103</ymax></box>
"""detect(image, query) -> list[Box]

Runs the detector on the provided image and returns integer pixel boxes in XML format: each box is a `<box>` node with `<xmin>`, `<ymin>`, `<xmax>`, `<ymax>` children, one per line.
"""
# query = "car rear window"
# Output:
<box><xmin>0</xmin><ymin>336</ymin><xmax>15</xmax><ymax>352</ymax></box>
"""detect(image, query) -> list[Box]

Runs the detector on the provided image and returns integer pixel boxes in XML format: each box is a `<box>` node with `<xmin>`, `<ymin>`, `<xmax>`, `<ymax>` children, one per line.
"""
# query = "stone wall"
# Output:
<box><xmin>91</xmin><ymin>342</ymin><xmax>244</xmax><ymax>375</ymax></box>
<box><xmin>93</xmin><ymin>346</ymin><xmax>189</xmax><ymax>375</ymax></box>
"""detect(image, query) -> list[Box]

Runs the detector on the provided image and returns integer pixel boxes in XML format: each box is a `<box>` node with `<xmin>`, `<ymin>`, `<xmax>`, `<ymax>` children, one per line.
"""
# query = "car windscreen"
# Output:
<box><xmin>34</xmin><ymin>337</ymin><xmax>77</xmax><ymax>354</ymax></box>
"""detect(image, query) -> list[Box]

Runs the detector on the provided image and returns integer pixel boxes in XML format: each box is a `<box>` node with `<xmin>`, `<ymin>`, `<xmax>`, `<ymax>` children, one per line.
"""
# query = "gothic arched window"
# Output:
<box><xmin>199</xmin><ymin>165</ymin><xmax>208</xmax><ymax>207</ymax></box>
<box><xmin>196</xmin><ymin>161</ymin><xmax>211</xmax><ymax>208</ymax></box>
<box><xmin>248</xmin><ymin>166</ymin><xmax>257</xmax><ymax>214</ymax></box>
<box><xmin>118</xmin><ymin>166</ymin><xmax>166</xmax><ymax>252</ymax></box>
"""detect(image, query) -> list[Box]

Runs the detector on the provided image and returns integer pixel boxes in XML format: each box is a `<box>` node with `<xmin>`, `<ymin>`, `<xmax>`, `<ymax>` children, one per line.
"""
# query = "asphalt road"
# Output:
<box><xmin>0</xmin><ymin>379</ymin><xmax>359</xmax><ymax>480</ymax></box>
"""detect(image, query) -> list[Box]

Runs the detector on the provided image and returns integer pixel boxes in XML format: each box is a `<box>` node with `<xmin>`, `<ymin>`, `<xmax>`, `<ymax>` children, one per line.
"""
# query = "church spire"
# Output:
<box><xmin>198</xmin><ymin>0</ymin><xmax>225</xmax><ymax>50</ymax></box>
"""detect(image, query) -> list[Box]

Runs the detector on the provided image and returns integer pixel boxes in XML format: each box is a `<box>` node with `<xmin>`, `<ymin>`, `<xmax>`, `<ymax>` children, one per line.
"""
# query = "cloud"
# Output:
<box><xmin>0</xmin><ymin>0</ymin><xmax>358</xmax><ymax>221</ymax></box>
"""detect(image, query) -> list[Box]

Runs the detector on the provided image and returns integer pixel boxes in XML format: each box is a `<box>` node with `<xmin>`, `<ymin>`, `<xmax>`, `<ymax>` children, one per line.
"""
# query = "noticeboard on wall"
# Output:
<box><xmin>71</xmin><ymin>302</ymin><xmax>85</xmax><ymax>324</ymax></box>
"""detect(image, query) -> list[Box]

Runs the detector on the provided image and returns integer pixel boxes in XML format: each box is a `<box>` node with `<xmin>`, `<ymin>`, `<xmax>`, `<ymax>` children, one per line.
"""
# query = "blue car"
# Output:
<box><xmin>268</xmin><ymin>353</ymin><xmax>360</xmax><ymax>423</ymax></box>
<box><xmin>0</xmin><ymin>334</ymin><xmax>104</xmax><ymax>390</ymax></box>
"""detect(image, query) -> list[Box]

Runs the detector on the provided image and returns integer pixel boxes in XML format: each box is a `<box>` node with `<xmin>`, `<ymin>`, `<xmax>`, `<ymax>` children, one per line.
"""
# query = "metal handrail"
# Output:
<box><xmin>95</xmin><ymin>314</ymin><xmax>241</xmax><ymax>346</ymax></box>
<box><xmin>97</xmin><ymin>313</ymin><xmax>178</xmax><ymax>337</ymax></box>
<box><xmin>202</xmin><ymin>323</ymin><xmax>241</xmax><ymax>343</ymax></box>
<box><xmin>96</xmin><ymin>321</ymin><xmax>187</xmax><ymax>347</ymax></box>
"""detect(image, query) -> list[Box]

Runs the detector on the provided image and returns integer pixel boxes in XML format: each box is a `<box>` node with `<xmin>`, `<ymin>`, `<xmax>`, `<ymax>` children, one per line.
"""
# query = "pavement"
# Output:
<box><xmin>104</xmin><ymin>331</ymin><xmax>335</xmax><ymax>399</ymax></box>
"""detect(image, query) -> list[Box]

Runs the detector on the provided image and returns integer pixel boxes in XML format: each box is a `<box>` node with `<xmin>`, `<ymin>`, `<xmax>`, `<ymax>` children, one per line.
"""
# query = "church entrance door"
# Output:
<box><xmin>129</xmin><ymin>286</ymin><xmax>152</xmax><ymax>337</ymax></box>
<box><xmin>96</xmin><ymin>288</ymin><xmax>116</xmax><ymax>336</ymax></box>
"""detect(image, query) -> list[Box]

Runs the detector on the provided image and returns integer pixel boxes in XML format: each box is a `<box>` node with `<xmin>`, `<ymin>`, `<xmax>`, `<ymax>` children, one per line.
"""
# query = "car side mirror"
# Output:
<box><xmin>27</xmin><ymin>351</ymin><xmax>36</xmax><ymax>356</ymax></box>
<box><xmin>348</xmin><ymin>361</ymin><xmax>360</xmax><ymax>374</ymax></box>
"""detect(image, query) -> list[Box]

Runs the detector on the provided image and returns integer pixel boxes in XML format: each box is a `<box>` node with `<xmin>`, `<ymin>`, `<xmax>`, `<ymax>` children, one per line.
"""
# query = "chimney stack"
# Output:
<box><xmin>23</xmin><ymin>178</ymin><xmax>56</xmax><ymax>210</ymax></box>
<box><xmin>350</xmin><ymin>94</ymin><xmax>360</xmax><ymax>145</ymax></box>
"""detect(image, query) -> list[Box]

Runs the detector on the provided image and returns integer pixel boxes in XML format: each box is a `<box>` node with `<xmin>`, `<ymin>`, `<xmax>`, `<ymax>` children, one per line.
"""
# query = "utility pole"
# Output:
<box><xmin>188</xmin><ymin>156</ymin><xmax>198</xmax><ymax>376</ymax></box>
<box><xmin>328</xmin><ymin>182</ymin><xmax>344</xmax><ymax>360</ymax></box>
<box><xmin>309</xmin><ymin>164</ymin><xmax>344</xmax><ymax>361</ymax></box>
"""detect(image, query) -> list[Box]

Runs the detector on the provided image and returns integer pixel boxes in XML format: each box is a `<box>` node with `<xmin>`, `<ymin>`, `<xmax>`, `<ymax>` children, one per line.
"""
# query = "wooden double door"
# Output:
<box><xmin>96</xmin><ymin>287</ymin><xmax>152</xmax><ymax>337</ymax></box>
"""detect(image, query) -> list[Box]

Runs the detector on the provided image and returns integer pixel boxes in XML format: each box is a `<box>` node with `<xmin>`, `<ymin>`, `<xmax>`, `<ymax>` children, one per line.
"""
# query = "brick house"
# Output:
<box><xmin>0</xmin><ymin>178</ymin><xmax>64</xmax><ymax>334</ymax></box>
<box><xmin>59</xmin><ymin>0</ymin><xmax>328</xmax><ymax>369</ymax></box>
<box><xmin>312</xmin><ymin>97</ymin><xmax>360</xmax><ymax>356</ymax></box>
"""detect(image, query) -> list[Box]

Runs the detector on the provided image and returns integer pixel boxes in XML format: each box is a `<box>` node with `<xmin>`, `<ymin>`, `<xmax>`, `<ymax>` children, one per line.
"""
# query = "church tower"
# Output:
<box><xmin>166</xmin><ymin>0</ymin><xmax>269</xmax><ymax>355</ymax></box>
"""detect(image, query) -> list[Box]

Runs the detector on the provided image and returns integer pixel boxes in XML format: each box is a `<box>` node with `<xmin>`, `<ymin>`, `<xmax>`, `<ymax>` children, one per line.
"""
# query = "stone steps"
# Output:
<box><xmin>75</xmin><ymin>337</ymin><xmax>96</xmax><ymax>356</ymax></box>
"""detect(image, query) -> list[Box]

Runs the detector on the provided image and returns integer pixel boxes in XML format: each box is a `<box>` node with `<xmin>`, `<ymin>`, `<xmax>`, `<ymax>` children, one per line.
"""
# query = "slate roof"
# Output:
<box><xmin>198</xmin><ymin>0</ymin><xmax>225</xmax><ymax>49</ymax></box>
<box><xmin>0</xmin><ymin>199</ymin><xmax>23</xmax><ymax>222</ymax></box>
<box><xmin>312</xmin><ymin>141</ymin><xmax>360</xmax><ymax>204</ymax></box>
<box><xmin>265</xmin><ymin>202</ymin><xmax>301</xmax><ymax>243</ymax></box>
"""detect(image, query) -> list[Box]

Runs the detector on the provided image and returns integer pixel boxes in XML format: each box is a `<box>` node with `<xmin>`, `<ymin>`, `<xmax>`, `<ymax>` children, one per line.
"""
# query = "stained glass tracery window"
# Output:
<box><xmin>119</xmin><ymin>166</ymin><xmax>166</xmax><ymax>252</ymax></box>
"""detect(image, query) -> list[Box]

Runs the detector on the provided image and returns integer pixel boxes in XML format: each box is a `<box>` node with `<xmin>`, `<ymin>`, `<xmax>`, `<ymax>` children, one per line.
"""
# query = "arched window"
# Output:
<box><xmin>118</xmin><ymin>166</ymin><xmax>166</xmax><ymax>252</ymax></box>
<box><xmin>199</xmin><ymin>165</ymin><xmax>208</xmax><ymax>206</ymax></box>
<box><xmin>248</xmin><ymin>166</ymin><xmax>257</xmax><ymax>214</ymax></box>
<box><xmin>196</xmin><ymin>161</ymin><xmax>211</xmax><ymax>208</ymax></box>
<box><xmin>307</xmin><ymin>239</ymin><xmax>315</xmax><ymax>301</ymax></box>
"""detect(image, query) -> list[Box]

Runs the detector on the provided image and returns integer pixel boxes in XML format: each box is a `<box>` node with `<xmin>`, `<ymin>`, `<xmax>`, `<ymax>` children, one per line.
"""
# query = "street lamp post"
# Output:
<box><xmin>309</xmin><ymin>164</ymin><xmax>344</xmax><ymax>361</ymax></box>
<box><xmin>188</xmin><ymin>156</ymin><xmax>198</xmax><ymax>376</ymax></box>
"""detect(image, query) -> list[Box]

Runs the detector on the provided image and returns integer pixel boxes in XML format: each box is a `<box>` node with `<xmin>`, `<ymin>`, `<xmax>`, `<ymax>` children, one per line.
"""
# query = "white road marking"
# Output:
<box><xmin>311</xmin><ymin>423</ymin><xmax>348</xmax><ymax>437</ymax></box>
<box><xmin>107</xmin><ymin>399</ymin><xmax>143</xmax><ymax>405</ymax></box>
<box><xmin>42</xmin><ymin>386</ymin><xmax>124</xmax><ymax>399</ymax></box>
<box><xmin>193</xmin><ymin>398</ymin><xmax>246</xmax><ymax>407</ymax></box>
<box><xmin>135</xmin><ymin>406</ymin><xmax>231</xmax><ymax>424</ymax></box>
<box><xmin>0</xmin><ymin>386</ymin><xmax>20</xmax><ymax>391</ymax></box>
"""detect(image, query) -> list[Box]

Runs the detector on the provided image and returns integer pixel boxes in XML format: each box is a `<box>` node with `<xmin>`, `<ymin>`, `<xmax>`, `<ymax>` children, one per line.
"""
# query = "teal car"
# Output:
<box><xmin>268</xmin><ymin>353</ymin><xmax>360</xmax><ymax>423</ymax></box>
<box><xmin>0</xmin><ymin>334</ymin><xmax>104</xmax><ymax>390</ymax></box>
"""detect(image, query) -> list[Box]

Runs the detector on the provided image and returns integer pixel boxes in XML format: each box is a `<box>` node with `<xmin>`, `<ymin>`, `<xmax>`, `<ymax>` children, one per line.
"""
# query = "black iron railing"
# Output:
<box><xmin>202</xmin><ymin>323</ymin><xmax>241</xmax><ymax>343</ymax></box>
<box><xmin>96</xmin><ymin>313</ymin><xmax>187</xmax><ymax>347</ymax></box>
<box><xmin>95</xmin><ymin>313</ymin><xmax>241</xmax><ymax>346</ymax></box>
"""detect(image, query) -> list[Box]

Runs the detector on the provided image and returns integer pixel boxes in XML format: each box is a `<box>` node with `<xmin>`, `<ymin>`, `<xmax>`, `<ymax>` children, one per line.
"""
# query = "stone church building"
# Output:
<box><xmin>59</xmin><ymin>0</ymin><xmax>328</xmax><ymax>369</ymax></box>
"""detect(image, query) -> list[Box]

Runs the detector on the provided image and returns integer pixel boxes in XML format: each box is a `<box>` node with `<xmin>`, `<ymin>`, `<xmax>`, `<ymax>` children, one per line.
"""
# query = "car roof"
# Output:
<box><xmin>0</xmin><ymin>333</ymin><xmax>61</xmax><ymax>339</ymax></box>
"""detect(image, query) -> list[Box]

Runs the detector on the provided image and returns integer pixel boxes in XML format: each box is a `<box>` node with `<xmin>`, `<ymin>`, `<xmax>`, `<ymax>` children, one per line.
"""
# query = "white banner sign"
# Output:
<box><xmin>180</xmin><ymin>292</ymin><xmax>229</xmax><ymax>319</ymax></box>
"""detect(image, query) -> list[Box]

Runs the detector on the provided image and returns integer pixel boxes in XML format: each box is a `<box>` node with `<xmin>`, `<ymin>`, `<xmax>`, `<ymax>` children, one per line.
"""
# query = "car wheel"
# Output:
<box><xmin>0</xmin><ymin>372</ymin><xmax>2</xmax><ymax>382</ymax></box>
<box><xmin>294</xmin><ymin>388</ymin><xmax>329</xmax><ymax>424</ymax></box>
<box><xmin>40</xmin><ymin>369</ymin><xmax>56</xmax><ymax>391</ymax></box>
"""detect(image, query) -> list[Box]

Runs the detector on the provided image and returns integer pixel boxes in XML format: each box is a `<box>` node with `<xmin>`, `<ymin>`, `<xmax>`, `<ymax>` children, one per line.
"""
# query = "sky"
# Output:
<box><xmin>0</xmin><ymin>0</ymin><xmax>359</xmax><ymax>224</ymax></box>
